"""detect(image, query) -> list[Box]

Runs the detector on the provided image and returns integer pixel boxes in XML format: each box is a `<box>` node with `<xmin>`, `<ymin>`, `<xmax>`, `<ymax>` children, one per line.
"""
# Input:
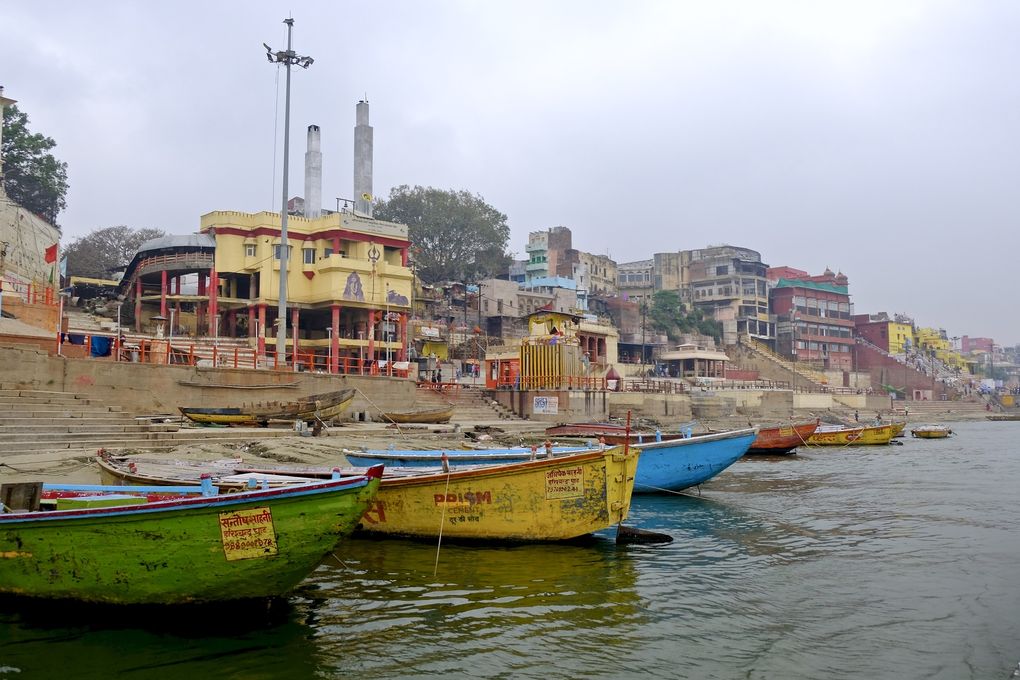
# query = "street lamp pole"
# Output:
<box><xmin>0</xmin><ymin>240</ymin><xmax>8</xmax><ymax>320</ymax></box>
<box><xmin>265</xmin><ymin>18</ymin><xmax>314</xmax><ymax>366</ymax></box>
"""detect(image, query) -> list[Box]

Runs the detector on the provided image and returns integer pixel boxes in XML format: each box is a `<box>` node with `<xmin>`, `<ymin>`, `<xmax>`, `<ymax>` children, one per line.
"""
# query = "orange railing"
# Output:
<box><xmin>3</xmin><ymin>281</ymin><xmax>59</xmax><ymax>306</ymax></box>
<box><xmin>55</xmin><ymin>334</ymin><xmax>410</xmax><ymax>377</ymax></box>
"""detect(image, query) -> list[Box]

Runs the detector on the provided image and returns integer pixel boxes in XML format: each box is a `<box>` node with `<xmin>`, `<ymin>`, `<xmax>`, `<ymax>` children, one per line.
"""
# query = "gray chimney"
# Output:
<box><xmin>304</xmin><ymin>124</ymin><xmax>322</xmax><ymax>218</ymax></box>
<box><xmin>353</xmin><ymin>100</ymin><xmax>373</xmax><ymax>217</ymax></box>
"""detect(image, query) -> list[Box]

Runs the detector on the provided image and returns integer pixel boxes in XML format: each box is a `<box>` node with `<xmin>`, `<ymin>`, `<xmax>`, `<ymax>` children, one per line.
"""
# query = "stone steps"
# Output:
<box><xmin>0</xmin><ymin>387</ymin><xmax>297</xmax><ymax>457</ymax></box>
<box><xmin>0</xmin><ymin>422</ymin><xmax>178</xmax><ymax>434</ymax></box>
<box><xmin>0</xmin><ymin>409</ymin><xmax>130</xmax><ymax>420</ymax></box>
<box><xmin>3</xmin><ymin>430</ymin><xmax>294</xmax><ymax>453</ymax></box>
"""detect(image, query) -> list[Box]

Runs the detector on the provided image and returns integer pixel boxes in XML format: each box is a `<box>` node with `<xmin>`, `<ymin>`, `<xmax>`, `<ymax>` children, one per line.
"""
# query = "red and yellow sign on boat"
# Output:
<box><xmin>358</xmin><ymin>447</ymin><xmax>637</xmax><ymax>541</ymax></box>
<box><xmin>806</xmin><ymin>423</ymin><xmax>897</xmax><ymax>446</ymax></box>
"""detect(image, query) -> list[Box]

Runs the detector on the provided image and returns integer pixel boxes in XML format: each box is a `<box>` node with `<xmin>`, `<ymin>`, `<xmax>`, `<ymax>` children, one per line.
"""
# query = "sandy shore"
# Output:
<box><xmin>0</xmin><ymin>403</ymin><xmax>995</xmax><ymax>488</ymax></box>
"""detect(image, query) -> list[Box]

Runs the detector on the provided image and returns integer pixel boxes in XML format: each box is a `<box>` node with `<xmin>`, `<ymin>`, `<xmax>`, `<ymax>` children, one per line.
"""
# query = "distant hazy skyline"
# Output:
<box><xmin>3</xmin><ymin>1</ymin><xmax>1017</xmax><ymax>343</ymax></box>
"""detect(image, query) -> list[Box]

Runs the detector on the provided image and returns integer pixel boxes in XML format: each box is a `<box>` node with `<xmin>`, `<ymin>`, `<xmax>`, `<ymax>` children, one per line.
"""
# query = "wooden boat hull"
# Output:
<box><xmin>178</xmin><ymin>407</ymin><xmax>259</xmax><ymax>426</ymax></box>
<box><xmin>358</xmin><ymin>448</ymin><xmax>638</xmax><ymax>541</ymax></box>
<box><xmin>0</xmin><ymin>473</ymin><xmax>381</xmax><ymax>605</ymax></box>
<box><xmin>382</xmin><ymin>407</ymin><xmax>454</xmax><ymax>424</ymax></box>
<box><xmin>179</xmin><ymin>389</ymin><xmax>355</xmax><ymax>426</ymax></box>
<box><xmin>544</xmin><ymin>422</ymin><xmax>691</xmax><ymax>445</ymax></box>
<box><xmin>628</xmin><ymin>428</ymin><xmax>757</xmax><ymax>491</ymax></box>
<box><xmin>911</xmin><ymin>427</ymin><xmax>952</xmax><ymax>439</ymax></box>
<box><xmin>747</xmin><ymin>421</ymin><xmax>820</xmax><ymax>454</ymax></box>
<box><xmin>345</xmin><ymin>427</ymin><xmax>757</xmax><ymax>493</ymax></box>
<box><xmin>97</xmin><ymin>450</ymin><xmax>639</xmax><ymax>542</ymax></box>
<box><xmin>806</xmin><ymin>423</ymin><xmax>897</xmax><ymax>446</ymax></box>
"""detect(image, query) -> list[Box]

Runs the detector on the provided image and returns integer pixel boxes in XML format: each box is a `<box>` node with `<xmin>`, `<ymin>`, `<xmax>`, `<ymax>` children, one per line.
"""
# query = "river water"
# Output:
<box><xmin>2</xmin><ymin>421</ymin><xmax>1018</xmax><ymax>679</ymax></box>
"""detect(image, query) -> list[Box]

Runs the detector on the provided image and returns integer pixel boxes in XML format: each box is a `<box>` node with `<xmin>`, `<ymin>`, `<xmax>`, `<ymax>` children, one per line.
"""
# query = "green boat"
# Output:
<box><xmin>0</xmin><ymin>468</ymin><xmax>382</xmax><ymax>605</ymax></box>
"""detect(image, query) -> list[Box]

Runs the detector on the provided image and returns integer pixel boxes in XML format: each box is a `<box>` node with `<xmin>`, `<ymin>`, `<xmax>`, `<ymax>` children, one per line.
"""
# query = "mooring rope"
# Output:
<box><xmin>352</xmin><ymin>386</ymin><xmax>409</xmax><ymax>440</ymax></box>
<box><xmin>433</xmin><ymin>454</ymin><xmax>453</xmax><ymax>577</ymax></box>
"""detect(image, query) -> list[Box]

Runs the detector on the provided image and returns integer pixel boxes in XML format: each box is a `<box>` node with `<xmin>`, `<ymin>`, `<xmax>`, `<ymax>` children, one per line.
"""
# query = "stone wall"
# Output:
<box><xmin>490</xmin><ymin>389</ymin><xmax>609</xmax><ymax>422</ymax></box>
<box><xmin>609</xmin><ymin>392</ymin><xmax>692</xmax><ymax>421</ymax></box>
<box><xmin>0</xmin><ymin>343</ymin><xmax>416</xmax><ymax>417</ymax></box>
<box><xmin>5</xmin><ymin>296</ymin><xmax>58</xmax><ymax>331</ymax></box>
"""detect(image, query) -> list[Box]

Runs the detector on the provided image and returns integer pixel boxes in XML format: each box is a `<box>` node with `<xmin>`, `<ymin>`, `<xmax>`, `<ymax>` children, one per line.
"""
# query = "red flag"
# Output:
<box><xmin>44</xmin><ymin>243</ymin><xmax>58</xmax><ymax>264</ymax></box>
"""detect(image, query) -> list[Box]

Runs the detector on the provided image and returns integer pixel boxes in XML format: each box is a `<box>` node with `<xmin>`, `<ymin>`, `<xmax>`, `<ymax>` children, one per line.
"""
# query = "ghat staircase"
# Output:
<box><xmin>0</xmin><ymin>387</ymin><xmax>295</xmax><ymax>459</ymax></box>
<box><xmin>737</xmin><ymin>337</ymin><xmax>829</xmax><ymax>389</ymax></box>
<box><xmin>408</xmin><ymin>383</ymin><xmax>524</xmax><ymax>425</ymax></box>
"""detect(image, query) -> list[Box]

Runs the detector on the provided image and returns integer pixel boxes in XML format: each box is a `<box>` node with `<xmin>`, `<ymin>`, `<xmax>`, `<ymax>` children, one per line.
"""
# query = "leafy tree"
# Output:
<box><xmin>64</xmin><ymin>226</ymin><xmax>166</xmax><ymax>279</ymax></box>
<box><xmin>373</xmin><ymin>185</ymin><xmax>512</xmax><ymax>284</ymax></box>
<box><xmin>1</xmin><ymin>104</ymin><xmax>69</xmax><ymax>226</ymax></box>
<box><xmin>645</xmin><ymin>289</ymin><xmax>723</xmax><ymax>342</ymax></box>
<box><xmin>648</xmin><ymin>290</ymin><xmax>683</xmax><ymax>335</ymax></box>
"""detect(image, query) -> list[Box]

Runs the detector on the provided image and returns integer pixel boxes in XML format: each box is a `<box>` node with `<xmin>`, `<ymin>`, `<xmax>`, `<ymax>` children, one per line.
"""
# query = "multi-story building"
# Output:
<box><xmin>961</xmin><ymin>336</ymin><xmax>994</xmax><ymax>355</ymax></box>
<box><xmin>853</xmin><ymin>312</ymin><xmax>914</xmax><ymax>354</ymax></box>
<box><xmin>564</xmin><ymin>250</ymin><xmax>617</xmax><ymax>297</ymax></box>
<box><xmin>616</xmin><ymin>259</ymin><xmax>653</xmax><ymax>304</ymax></box>
<box><xmin>769</xmin><ymin>268</ymin><xmax>854</xmax><ymax>371</ymax></box>
<box><xmin>681</xmin><ymin>246</ymin><xmax>773</xmax><ymax>345</ymax></box>
<box><xmin>200</xmin><ymin>208</ymin><xmax>412</xmax><ymax>371</ymax></box>
<box><xmin>524</xmin><ymin>226</ymin><xmax>571</xmax><ymax>283</ymax></box>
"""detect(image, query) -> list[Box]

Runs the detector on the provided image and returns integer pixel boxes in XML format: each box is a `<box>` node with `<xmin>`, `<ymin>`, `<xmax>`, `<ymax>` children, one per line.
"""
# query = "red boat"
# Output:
<box><xmin>746</xmin><ymin>420</ymin><xmax>819</xmax><ymax>454</ymax></box>
<box><xmin>544</xmin><ymin>422</ymin><xmax>691</xmax><ymax>445</ymax></box>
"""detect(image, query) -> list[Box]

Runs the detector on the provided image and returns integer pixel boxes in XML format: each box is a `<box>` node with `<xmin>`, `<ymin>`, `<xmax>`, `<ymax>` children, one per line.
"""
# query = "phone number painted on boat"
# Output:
<box><xmin>546</xmin><ymin>466</ymin><xmax>584</xmax><ymax>499</ymax></box>
<box><xmin>219</xmin><ymin>507</ymin><xmax>279</xmax><ymax>561</ymax></box>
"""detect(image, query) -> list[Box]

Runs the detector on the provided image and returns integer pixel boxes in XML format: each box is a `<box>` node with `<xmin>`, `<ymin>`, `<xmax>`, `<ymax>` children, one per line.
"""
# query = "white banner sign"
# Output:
<box><xmin>533</xmin><ymin>396</ymin><xmax>559</xmax><ymax>415</ymax></box>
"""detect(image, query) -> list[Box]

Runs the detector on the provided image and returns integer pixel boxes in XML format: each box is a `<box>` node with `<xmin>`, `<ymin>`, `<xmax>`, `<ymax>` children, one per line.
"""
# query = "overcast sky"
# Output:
<box><xmin>3</xmin><ymin>1</ymin><xmax>1018</xmax><ymax>344</ymax></box>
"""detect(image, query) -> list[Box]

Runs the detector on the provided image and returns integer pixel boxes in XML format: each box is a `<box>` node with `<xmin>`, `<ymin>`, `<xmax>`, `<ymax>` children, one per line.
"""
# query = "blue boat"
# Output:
<box><xmin>342</xmin><ymin>428</ymin><xmax>757</xmax><ymax>493</ymax></box>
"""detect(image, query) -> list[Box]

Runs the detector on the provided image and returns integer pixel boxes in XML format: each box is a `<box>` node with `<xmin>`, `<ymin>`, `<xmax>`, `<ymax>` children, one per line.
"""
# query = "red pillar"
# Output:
<box><xmin>247</xmin><ymin>306</ymin><xmax>255</xmax><ymax>338</ymax></box>
<box><xmin>196</xmin><ymin>273</ymin><xmax>207</xmax><ymax>334</ymax></box>
<box><xmin>134</xmin><ymin>278</ymin><xmax>142</xmax><ymax>332</ymax></box>
<box><xmin>160</xmin><ymin>270</ymin><xmax>168</xmax><ymax>318</ymax></box>
<box><xmin>208</xmin><ymin>269</ymin><xmax>218</xmax><ymax>336</ymax></box>
<box><xmin>257</xmin><ymin>304</ymin><xmax>267</xmax><ymax>355</ymax></box>
<box><xmin>401</xmin><ymin>248</ymin><xmax>408</xmax><ymax>267</ymax></box>
<box><xmin>330</xmin><ymin>305</ymin><xmax>341</xmax><ymax>373</ymax></box>
<box><xmin>399</xmin><ymin>312</ymin><xmax>408</xmax><ymax>361</ymax></box>
<box><xmin>174</xmin><ymin>276</ymin><xmax>181</xmax><ymax>295</ymax></box>
<box><xmin>367</xmin><ymin>310</ymin><xmax>377</xmax><ymax>367</ymax></box>
<box><xmin>291</xmin><ymin>307</ymin><xmax>300</xmax><ymax>365</ymax></box>
<box><xmin>228</xmin><ymin>310</ymin><xmax>237</xmax><ymax>337</ymax></box>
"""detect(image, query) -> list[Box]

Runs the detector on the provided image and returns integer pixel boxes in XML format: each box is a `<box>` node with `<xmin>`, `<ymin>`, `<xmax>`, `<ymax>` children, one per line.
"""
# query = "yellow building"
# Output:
<box><xmin>201</xmin><ymin>209</ymin><xmax>412</xmax><ymax>372</ymax></box>
<box><xmin>914</xmin><ymin>326</ymin><xmax>969</xmax><ymax>373</ymax></box>
<box><xmin>886</xmin><ymin>321</ymin><xmax>913</xmax><ymax>355</ymax></box>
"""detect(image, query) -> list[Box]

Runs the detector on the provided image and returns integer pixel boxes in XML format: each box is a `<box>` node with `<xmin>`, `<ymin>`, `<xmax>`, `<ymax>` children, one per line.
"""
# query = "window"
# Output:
<box><xmin>303</xmin><ymin>248</ymin><xmax>316</xmax><ymax>265</ymax></box>
<box><xmin>274</xmin><ymin>245</ymin><xmax>292</xmax><ymax>260</ymax></box>
<box><xmin>244</xmin><ymin>244</ymin><xmax>256</xmax><ymax>257</ymax></box>
<box><xmin>323</xmin><ymin>246</ymin><xmax>334</xmax><ymax>258</ymax></box>
<box><xmin>716</xmin><ymin>265</ymin><xmax>729</xmax><ymax>276</ymax></box>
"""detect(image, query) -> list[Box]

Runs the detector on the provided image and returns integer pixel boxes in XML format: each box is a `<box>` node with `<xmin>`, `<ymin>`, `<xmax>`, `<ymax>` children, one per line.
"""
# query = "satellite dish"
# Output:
<box><xmin>361</xmin><ymin>192</ymin><xmax>373</xmax><ymax>202</ymax></box>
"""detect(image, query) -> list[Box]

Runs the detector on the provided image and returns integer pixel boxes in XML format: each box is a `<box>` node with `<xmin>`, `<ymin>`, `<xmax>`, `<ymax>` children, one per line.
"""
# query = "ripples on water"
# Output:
<box><xmin>1</xmin><ymin>422</ymin><xmax>1018</xmax><ymax>679</ymax></box>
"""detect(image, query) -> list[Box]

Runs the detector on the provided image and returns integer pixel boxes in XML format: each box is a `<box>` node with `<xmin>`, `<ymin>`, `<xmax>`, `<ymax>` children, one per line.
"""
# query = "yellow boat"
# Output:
<box><xmin>806</xmin><ymin>423</ymin><xmax>897</xmax><ymax>446</ymax></box>
<box><xmin>357</xmin><ymin>447</ymin><xmax>639</xmax><ymax>541</ymax></box>
<box><xmin>889</xmin><ymin>421</ymin><xmax>906</xmax><ymax>437</ymax></box>
<box><xmin>179</xmin><ymin>388</ymin><xmax>355</xmax><ymax>426</ymax></box>
<box><xmin>911</xmin><ymin>425</ymin><xmax>953</xmax><ymax>439</ymax></box>
<box><xmin>96</xmin><ymin>447</ymin><xmax>640</xmax><ymax>542</ymax></box>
